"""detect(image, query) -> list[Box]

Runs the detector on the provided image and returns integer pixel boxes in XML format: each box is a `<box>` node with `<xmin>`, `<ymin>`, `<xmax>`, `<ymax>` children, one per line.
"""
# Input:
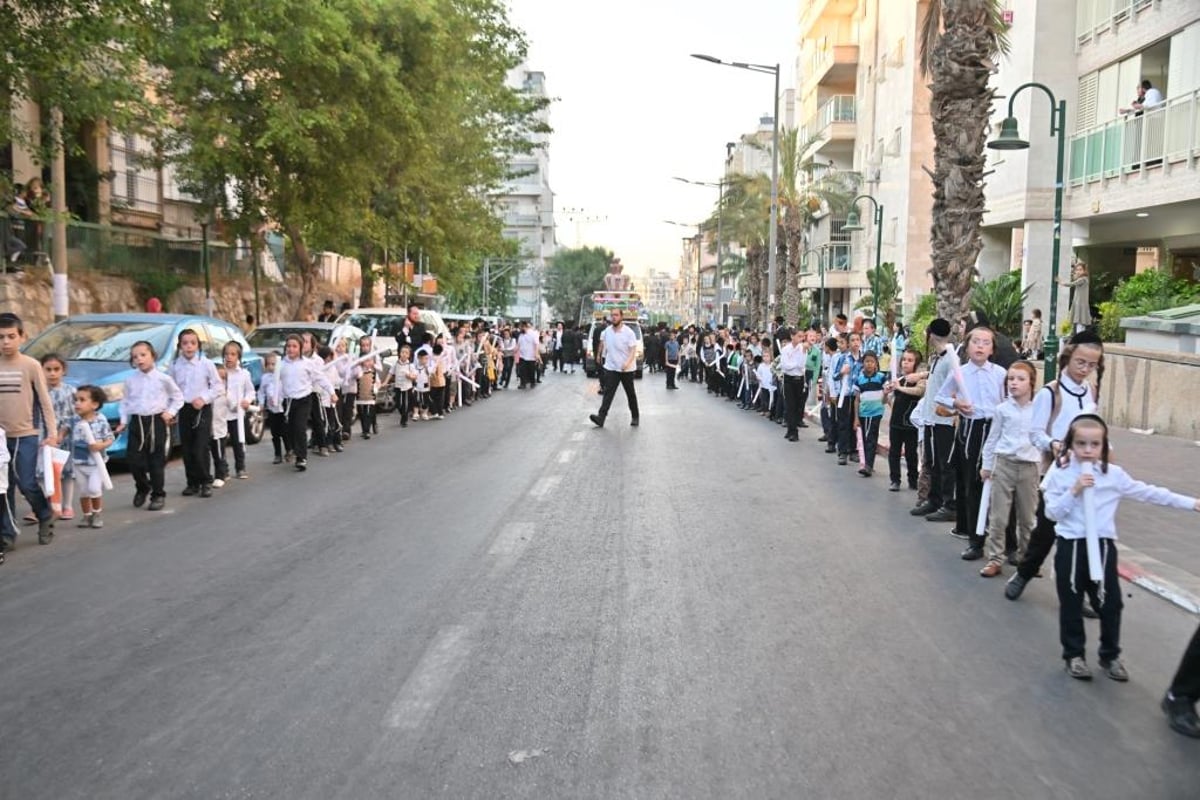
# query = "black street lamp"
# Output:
<box><xmin>988</xmin><ymin>81</ymin><xmax>1068</xmax><ymax>382</ymax></box>
<box><xmin>842</xmin><ymin>194</ymin><xmax>884</xmax><ymax>325</ymax></box>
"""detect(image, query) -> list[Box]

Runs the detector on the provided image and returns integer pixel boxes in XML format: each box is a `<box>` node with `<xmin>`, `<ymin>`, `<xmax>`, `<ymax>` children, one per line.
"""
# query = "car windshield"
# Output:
<box><xmin>341</xmin><ymin>313</ymin><xmax>405</xmax><ymax>338</ymax></box>
<box><xmin>24</xmin><ymin>320</ymin><xmax>175</xmax><ymax>362</ymax></box>
<box><xmin>247</xmin><ymin>327</ymin><xmax>332</xmax><ymax>350</ymax></box>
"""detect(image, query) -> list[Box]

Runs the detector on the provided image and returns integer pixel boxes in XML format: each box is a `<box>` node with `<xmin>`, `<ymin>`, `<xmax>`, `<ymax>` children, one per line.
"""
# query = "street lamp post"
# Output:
<box><xmin>691</xmin><ymin>54</ymin><xmax>780</xmax><ymax>327</ymax></box>
<box><xmin>843</xmin><ymin>194</ymin><xmax>884</xmax><ymax>326</ymax></box>
<box><xmin>802</xmin><ymin>246</ymin><xmax>825</xmax><ymax>326</ymax></box>
<box><xmin>665</xmin><ymin>220</ymin><xmax>704</xmax><ymax>323</ymax></box>
<box><xmin>988</xmin><ymin>82</ymin><xmax>1068</xmax><ymax>382</ymax></box>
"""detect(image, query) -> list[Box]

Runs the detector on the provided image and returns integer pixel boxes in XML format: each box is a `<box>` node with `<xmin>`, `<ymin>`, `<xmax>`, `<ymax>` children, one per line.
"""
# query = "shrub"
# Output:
<box><xmin>970</xmin><ymin>271</ymin><xmax>1030</xmax><ymax>339</ymax></box>
<box><xmin>1097</xmin><ymin>269</ymin><xmax>1200</xmax><ymax>342</ymax></box>
<box><xmin>906</xmin><ymin>293</ymin><xmax>937</xmax><ymax>359</ymax></box>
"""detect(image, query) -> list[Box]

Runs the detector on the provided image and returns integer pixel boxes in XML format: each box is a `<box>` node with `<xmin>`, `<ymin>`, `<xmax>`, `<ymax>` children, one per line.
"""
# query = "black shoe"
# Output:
<box><xmin>1005</xmin><ymin>573</ymin><xmax>1029</xmax><ymax>601</ymax></box>
<box><xmin>824</xmin><ymin>446</ymin><xmax>837</xmax><ymax>454</ymax></box>
<box><xmin>910</xmin><ymin>500</ymin><xmax>938</xmax><ymax>516</ymax></box>
<box><xmin>948</xmin><ymin>528</ymin><xmax>969</xmax><ymax>540</ymax></box>
<box><xmin>148</xmin><ymin>496</ymin><xmax>165</xmax><ymax>511</ymax></box>
<box><xmin>837</xmin><ymin>455</ymin><xmax>848</xmax><ymax>466</ymax></box>
<box><xmin>908</xmin><ymin>482</ymin><xmax>918</xmax><ymax>491</ymax></box>
<box><xmin>295</xmin><ymin>459</ymin><xmax>308</xmax><ymax>471</ymax></box>
<box><xmin>1163</xmin><ymin>693</ymin><xmax>1200</xmax><ymax>739</ymax></box>
<box><xmin>182</xmin><ymin>485</ymin><xmax>199</xmax><ymax>497</ymax></box>
<box><xmin>1081</xmin><ymin>604</ymin><xmax>1100</xmax><ymax>619</ymax></box>
<box><xmin>630</xmin><ymin>418</ymin><xmax>639</xmax><ymax>427</ymax></box>
<box><xmin>133</xmin><ymin>491</ymin><xmax>148</xmax><ymax>508</ymax></box>
<box><xmin>925</xmin><ymin>507</ymin><xmax>956</xmax><ymax>522</ymax></box>
<box><xmin>199</xmin><ymin>485</ymin><xmax>213</xmax><ymax>498</ymax></box>
<box><xmin>589</xmin><ymin>414</ymin><xmax>604</xmax><ymax>428</ymax></box>
<box><xmin>786</xmin><ymin>434</ymin><xmax>799</xmax><ymax>442</ymax></box>
<box><xmin>961</xmin><ymin>545</ymin><xmax>984</xmax><ymax>561</ymax></box>
<box><xmin>37</xmin><ymin>517</ymin><xmax>54</xmax><ymax>545</ymax></box>
<box><xmin>889</xmin><ymin>482</ymin><xmax>901</xmax><ymax>492</ymax></box>
<box><xmin>798</xmin><ymin>421</ymin><xmax>809</xmax><ymax>428</ymax></box>
<box><xmin>817</xmin><ymin>435</ymin><xmax>828</xmax><ymax>442</ymax></box>
<box><xmin>362</xmin><ymin>433</ymin><xmax>371</xmax><ymax>440</ymax></box>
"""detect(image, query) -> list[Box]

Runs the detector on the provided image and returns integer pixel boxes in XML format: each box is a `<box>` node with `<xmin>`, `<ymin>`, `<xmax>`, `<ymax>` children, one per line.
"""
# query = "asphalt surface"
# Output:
<box><xmin>1</xmin><ymin>372</ymin><xmax>1199</xmax><ymax>799</ymax></box>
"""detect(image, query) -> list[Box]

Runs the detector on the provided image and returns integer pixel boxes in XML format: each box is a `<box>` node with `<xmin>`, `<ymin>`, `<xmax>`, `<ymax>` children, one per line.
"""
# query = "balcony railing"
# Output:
<box><xmin>799</xmin><ymin>243</ymin><xmax>852</xmax><ymax>275</ymax></box>
<box><xmin>1068</xmin><ymin>89</ymin><xmax>1200</xmax><ymax>186</ymax></box>
<box><xmin>802</xmin><ymin>95</ymin><xmax>856</xmax><ymax>144</ymax></box>
<box><xmin>1076</xmin><ymin>0</ymin><xmax>1155</xmax><ymax>44</ymax></box>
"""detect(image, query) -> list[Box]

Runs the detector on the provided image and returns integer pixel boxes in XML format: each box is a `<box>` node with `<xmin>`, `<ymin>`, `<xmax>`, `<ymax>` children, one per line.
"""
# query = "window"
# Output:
<box><xmin>109</xmin><ymin>132</ymin><xmax>160</xmax><ymax>214</ymax></box>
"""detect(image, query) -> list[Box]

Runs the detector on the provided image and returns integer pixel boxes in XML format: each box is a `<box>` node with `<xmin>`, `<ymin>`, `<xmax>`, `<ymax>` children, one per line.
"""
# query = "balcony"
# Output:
<box><xmin>800</xmin><ymin>0</ymin><xmax>859</xmax><ymax>34</ymax></box>
<box><xmin>1068</xmin><ymin>89</ymin><xmax>1200</xmax><ymax>186</ymax></box>
<box><xmin>801</xmin><ymin>95</ymin><xmax>856</xmax><ymax>161</ymax></box>
<box><xmin>805</xmin><ymin>43</ymin><xmax>859</xmax><ymax>90</ymax></box>
<box><xmin>798</xmin><ymin>243</ymin><xmax>853</xmax><ymax>289</ymax></box>
<box><xmin>1076</xmin><ymin>0</ymin><xmax>1155</xmax><ymax>45</ymax></box>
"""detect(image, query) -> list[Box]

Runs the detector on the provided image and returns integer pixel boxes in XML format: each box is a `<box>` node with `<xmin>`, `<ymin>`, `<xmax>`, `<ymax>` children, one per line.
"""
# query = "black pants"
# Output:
<box><xmin>553</xmin><ymin>348</ymin><xmax>562</xmax><ymax>371</ymax></box>
<box><xmin>429</xmin><ymin>386</ymin><xmax>446</xmax><ymax>416</ymax></box>
<box><xmin>209</xmin><ymin>436</ymin><xmax>227</xmax><ymax>481</ymax></box>
<box><xmin>835</xmin><ymin>396</ymin><xmax>855</xmax><ymax>456</ymax></box>
<box><xmin>178</xmin><ymin>404</ymin><xmax>212</xmax><ymax>489</ymax></box>
<box><xmin>821</xmin><ymin>399</ymin><xmax>835</xmax><ymax>441</ymax></box>
<box><xmin>597</xmin><ymin>370</ymin><xmax>639</xmax><ymax>422</ymax></box>
<box><xmin>308</xmin><ymin>392</ymin><xmax>325</xmax><ymax>447</ymax></box>
<box><xmin>1056</xmin><ymin>537</ymin><xmax>1122</xmax><ymax>662</ymax></box>
<box><xmin>858</xmin><ymin>415</ymin><xmax>881</xmax><ymax>470</ymax></box>
<box><xmin>267</xmin><ymin>410</ymin><xmax>288</xmax><ymax>457</ymax></box>
<box><xmin>501</xmin><ymin>356</ymin><xmax>514</xmax><ymax>387</ymax></box>
<box><xmin>1169</xmin><ymin>622</ymin><xmax>1200</xmax><ymax>701</ymax></box>
<box><xmin>665</xmin><ymin>364</ymin><xmax>677</xmax><ymax>389</ymax></box>
<box><xmin>783</xmin><ymin>376</ymin><xmax>805</xmax><ymax>436</ymax></box>
<box><xmin>1017</xmin><ymin>492</ymin><xmax>1056</xmax><ymax>580</ymax></box>
<box><xmin>323</xmin><ymin>404</ymin><xmax>341</xmax><ymax>446</ymax></box>
<box><xmin>286</xmin><ymin>396</ymin><xmax>312</xmax><ymax>461</ymax></box>
<box><xmin>955</xmin><ymin>418</ymin><xmax>992</xmax><ymax>544</ymax></box>
<box><xmin>923</xmin><ymin>424</ymin><xmax>956</xmax><ymax>510</ymax></box>
<box><xmin>127</xmin><ymin>415</ymin><xmax>168</xmax><ymax>498</ymax></box>
<box><xmin>517</xmin><ymin>359</ymin><xmax>536</xmax><ymax>388</ymax></box>
<box><xmin>225</xmin><ymin>418</ymin><xmax>246</xmax><ymax>473</ymax></box>
<box><xmin>359</xmin><ymin>404</ymin><xmax>375</xmax><ymax>435</ymax></box>
<box><xmin>339</xmin><ymin>392</ymin><xmax>356</xmax><ymax>438</ymax></box>
<box><xmin>395</xmin><ymin>388</ymin><xmax>413</xmax><ymax>425</ymax></box>
<box><xmin>888</xmin><ymin>426</ymin><xmax>919</xmax><ymax>487</ymax></box>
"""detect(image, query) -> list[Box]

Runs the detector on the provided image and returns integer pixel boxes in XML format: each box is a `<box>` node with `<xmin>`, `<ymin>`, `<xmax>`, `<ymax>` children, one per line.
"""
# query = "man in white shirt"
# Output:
<box><xmin>589</xmin><ymin>309</ymin><xmax>640</xmax><ymax>428</ymax></box>
<box><xmin>516</xmin><ymin>321</ymin><xmax>541</xmax><ymax>389</ymax></box>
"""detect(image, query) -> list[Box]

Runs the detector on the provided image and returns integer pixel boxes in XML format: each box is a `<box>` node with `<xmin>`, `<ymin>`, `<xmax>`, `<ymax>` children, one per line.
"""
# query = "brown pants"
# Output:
<box><xmin>985</xmin><ymin>455</ymin><xmax>1039</xmax><ymax>564</ymax></box>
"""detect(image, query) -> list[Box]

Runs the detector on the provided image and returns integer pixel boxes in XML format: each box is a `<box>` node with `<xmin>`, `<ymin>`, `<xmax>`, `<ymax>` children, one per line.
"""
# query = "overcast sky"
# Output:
<box><xmin>507</xmin><ymin>0</ymin><xmax>800</xmax><ymax>278</ymax></box>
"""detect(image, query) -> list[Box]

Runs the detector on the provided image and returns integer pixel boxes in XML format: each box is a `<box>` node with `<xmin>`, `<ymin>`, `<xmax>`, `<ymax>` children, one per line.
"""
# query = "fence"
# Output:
<box><xmin>1069</xmin><ymin>89</ymin><xmax>1200</xmax><ymax>185</ymax></box>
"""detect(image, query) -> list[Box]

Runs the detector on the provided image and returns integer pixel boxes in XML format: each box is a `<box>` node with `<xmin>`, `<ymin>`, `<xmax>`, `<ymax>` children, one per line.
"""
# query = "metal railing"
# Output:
<box><xmin>46</xmin><ymin>220</ymin><xmax>238</xmax><ymax>277</ymax></box>
<box><xmin>1076</xmin><ymin>0</ymin><xmax>1155</xmax><ymax>44</ymax></box>
<box><xmin>1068</xmin><ymin>89</ymin><xmax>1200</xmax><ymax>185</ymax></box>
<box><xmin>802</xmin><ymin>95</ymin><xmax>856</xmax><ymax>143</ymax></box>
<box><xmin>800</xmin><ymin>243</ymin><xmax>852</xmax><ymax>275</ymax></box>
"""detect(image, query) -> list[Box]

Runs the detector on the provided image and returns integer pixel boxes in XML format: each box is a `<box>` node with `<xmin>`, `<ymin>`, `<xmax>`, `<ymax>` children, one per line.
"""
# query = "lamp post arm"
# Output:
<box><xmin>1006</xmin><ymin>82</ymin><xmax>1061</xmax><ymax>137</ymax></box>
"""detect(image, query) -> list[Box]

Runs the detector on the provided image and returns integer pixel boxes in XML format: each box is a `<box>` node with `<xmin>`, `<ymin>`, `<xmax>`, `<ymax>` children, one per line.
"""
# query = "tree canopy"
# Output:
<box><xmin>543</xmin><ymin>246</ymin><xmax>614</xmax><ymax>325</ymax></box>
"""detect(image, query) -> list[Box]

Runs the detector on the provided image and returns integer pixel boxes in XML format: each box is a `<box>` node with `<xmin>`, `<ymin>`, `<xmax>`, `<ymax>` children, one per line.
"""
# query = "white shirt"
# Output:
<box><xmin>390</xmin><ymin>360</ymin><xmax>416</xmax><ymax>391</ymax></box>
<box><xmin>601</xmin><ymin>324</ymin><xmax>638</xmax><ymax>372</ymax></box>
<box><xmin>1042</xmin><ymin>460</ymin><xmax>1194</xmax><ymax>541</ymax></box>
<box><xmin>1030</xmin><ymin>373</ymin><xmax>1097</xmax><ymax>454</ymax></box>
<box><xmin>170</xmin><ymin>353</ymin><xmax>220</xmax><ymax>405</ymax></box>
<box><xmin>755</xmin><ymin>363</ymin><xmax>776</xmax><ymax>391</ymax></box>
<box><xmin>935</xmin><ymin>359</ymin><xmax>1006</xmax><ymax>420</ymax></box>
<box><xmin>1143</xmin><ymin>87</ymin><xmax>1164</xmax><ymax>108</ymax></box>
<box><xmin>258</xmin><ymin>372</ymin><xmax>284</xmax><ymax>413</ymax></box>
<box><xmin>224</xmin><ymin>367</ymin><xmax>254</xmax><ymax>419</ymax></box>
<box><xmin>980</xmin><ymin>398</ymin><xmax>1041</xmax><ymax>470</ymax></box>
<box><xmin>278</xmin><ymin>356</ymin><xmax>333</xmax><ymax>400</ymax></box>
<box><xmin>517</xmin><ymin>330</ymin><xmax>539</xmax><ymax>360</ymax></box>
<box><xmin>779</xmin><ymin>342</ymin><xmax>806</xmax><ymax>377</ymax></box>
<box><xmin>120</xmin><ymin>369</ymin><xmax>184</xmax><ymax>423</ymax></box>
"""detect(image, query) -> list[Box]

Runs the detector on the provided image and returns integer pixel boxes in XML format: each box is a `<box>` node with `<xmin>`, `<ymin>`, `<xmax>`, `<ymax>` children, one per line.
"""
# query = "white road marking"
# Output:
<box><xmin>489</xmin><ymin>522</ymin><xmax>535</xmax><ymax>576</ymax></box>
<box><xmin>570</xmin><ymin>432</ymin><xmax>586</xmax><ymax>442</ymax></box>
<box><xmin>557</xmin><ymin>450</ymin><xmax>574</xmax><ymax>464</ymax></box>
<box><xmin>383</xmin><ymin>625</ymin><xmax>472</xmax><ymax>730</ymax></box>
<box><xmin>529</xmin><ymin>475</ymin><xmax>561</xmax><ymax>500</ymax></box>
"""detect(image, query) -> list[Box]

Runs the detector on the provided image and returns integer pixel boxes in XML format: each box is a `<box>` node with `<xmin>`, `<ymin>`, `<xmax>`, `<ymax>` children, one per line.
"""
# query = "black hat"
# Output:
<box><xmin>928</xmin><ymin>318</ymin><xmax>951</xmax><ymax>338</ymax></box>
<box><xmin>1069</xmin><ymin>329</ymin><xmax>1102</xmax><ymax>346</ymax></box>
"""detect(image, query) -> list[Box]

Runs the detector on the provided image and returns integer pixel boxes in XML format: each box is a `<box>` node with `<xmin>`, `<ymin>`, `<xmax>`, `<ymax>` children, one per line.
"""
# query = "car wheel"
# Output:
<box><xmin>375</xmin><ymin>389</ymin><xmax>396</xmax><ymax>414</ymax></box>
<box><xmin>245</xmin><ymin>406</ymin><xmax>265</xmax><ymax>445</ymax></box>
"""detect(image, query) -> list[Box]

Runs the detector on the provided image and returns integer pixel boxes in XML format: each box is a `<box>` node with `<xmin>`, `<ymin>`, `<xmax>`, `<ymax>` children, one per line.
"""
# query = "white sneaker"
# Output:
<box><xmin>212</xmin><ymin>478</ymin><xmax>226</xmax><ymax>488</ymax></box>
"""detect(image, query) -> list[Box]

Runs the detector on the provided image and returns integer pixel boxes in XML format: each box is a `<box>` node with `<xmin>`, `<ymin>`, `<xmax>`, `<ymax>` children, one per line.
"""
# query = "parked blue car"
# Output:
<box><xmin>22</xmin><ymin>313</ymin><xmax>264</xmax><ymax>460</ymax></box>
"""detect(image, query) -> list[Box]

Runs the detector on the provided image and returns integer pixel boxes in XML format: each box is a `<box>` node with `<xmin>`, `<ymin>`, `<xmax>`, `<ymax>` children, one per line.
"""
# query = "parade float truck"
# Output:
<box><xmin>582</xmin><ymin>290</ymin><xmax>645</xmax><ymax>379</ymax></box>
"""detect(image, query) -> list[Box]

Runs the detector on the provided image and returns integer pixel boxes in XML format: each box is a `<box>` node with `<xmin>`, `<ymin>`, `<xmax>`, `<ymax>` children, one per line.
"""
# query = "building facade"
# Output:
<box><xmin>498</xmin><ymin>68</ymin><xmax>557</xmax><ymax>325</ymax></box>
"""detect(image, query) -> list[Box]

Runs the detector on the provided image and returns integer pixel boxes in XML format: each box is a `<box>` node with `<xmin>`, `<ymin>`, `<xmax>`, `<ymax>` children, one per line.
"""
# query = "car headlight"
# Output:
<box><xmin>99</xmin><ymin>382</ymin><xmax>125</xmax><ymax>403</ymax></box>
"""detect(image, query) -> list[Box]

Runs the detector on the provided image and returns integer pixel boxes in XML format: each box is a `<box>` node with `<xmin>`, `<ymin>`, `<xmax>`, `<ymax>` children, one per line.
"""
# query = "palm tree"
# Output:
<box><xmin>705</xmin><ymin>172</ymin><xmax>771</xmax><ymax>328</ymax></box>
<box><xmin>854</xmin><ymin>262</ymin><xmax>902</xmax><ymax>331</ymax></box>
<box><xmin>919</xmin><ymin>0</ymin><xmax>1009</xmax><ymax>321</ymax></box>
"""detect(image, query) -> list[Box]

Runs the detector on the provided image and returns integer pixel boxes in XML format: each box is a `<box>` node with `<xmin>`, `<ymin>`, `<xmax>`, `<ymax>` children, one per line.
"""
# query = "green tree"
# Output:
<box><xmin>543</xmin><ymin>246</ymin><xmax>613</xmax><ymax>324</ymax></box>
<box><xmin>707</xmin><ymin>173</ymin><xmax>770</xmax><ymax>328</ymax></box>
<box><xmin>920</xmin><ymin>0</ymin><xmax>1009</xmax><ymax>321</ymax></box>
<box><xmin>970</xmin><ymin>270</ymin><xmax>1031</xmax><ymax>338</ymax></box>
<box><xmin>854</xmin><ymin>262</ymin><xmax>903</xmax><ymax>331</ymax></box>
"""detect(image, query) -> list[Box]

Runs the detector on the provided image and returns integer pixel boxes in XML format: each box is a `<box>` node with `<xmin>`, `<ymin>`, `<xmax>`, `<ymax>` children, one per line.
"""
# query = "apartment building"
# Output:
<box><xmin>982</xmin><ymin>0</ymin><xmax>1200</xmax><ymax>323</ymax></box>
<box><xmin>498</xmin><ymin>68</ymin><xmax>557</xmax><ymax>325</ymax></box>
<box><xmin>795</xmin><ymin>0</ymin><xmax>935</xmax><ymax>323</ymax></box>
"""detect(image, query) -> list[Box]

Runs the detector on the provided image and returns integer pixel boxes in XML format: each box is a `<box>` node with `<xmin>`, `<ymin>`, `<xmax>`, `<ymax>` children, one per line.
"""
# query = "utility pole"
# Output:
<box><xmin>50</xmin><ymin>108</ymin><xmax>68</xmax><ymax>321</ymax></box>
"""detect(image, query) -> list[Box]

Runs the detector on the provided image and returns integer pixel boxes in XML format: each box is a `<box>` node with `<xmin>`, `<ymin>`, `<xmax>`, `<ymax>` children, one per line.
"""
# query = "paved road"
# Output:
<box><xmin>2</xmin><ymin>373</ymin><xmax>1198</xmax><ymax>799</ymax></box>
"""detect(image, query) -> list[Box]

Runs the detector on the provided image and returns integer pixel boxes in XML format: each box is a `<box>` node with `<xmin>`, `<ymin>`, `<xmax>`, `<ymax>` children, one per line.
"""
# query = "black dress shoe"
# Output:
<box><xmin>817</xmin><ymin>435</ymin><xmax>828</xmax><ymax>442</ymax></box>
<box><xmin>589</xmin><ymin>414</ymin><xmax>604</xmax><ymax>428</ymax></box>
<box><xmin>961</xmin><ymin>545</ymin><xmax>984</xmax><ymax>561</ymax></box>
<box><xmin>798</xmin><ymin>421</ymin><xmax>809</xmax><ymax>428</ymax></box>
<box><xmin>1005</xmin><ymin>573</ymin><xmax>1029</xmax><ymax>601</ymax></box>
<box><xmin>1081</xmin><ymin>604</ymin><xmax>1100</xmax><ymax>619</ymax></box>
<box><xmin>910</xmin><ymin>501</ymin><xmax>937</xmax><ymax>516</ymax></box>
<box><xmin>1163</xmin><ymin>693</ymin><xmax>1200</xmax><ymax>739</ymax></box>
<box><xmin>133</xmin><ymin>491</ymin><xmax>148</xmax><ymax>508</ymax></box>
<box><xmin>199</xmin><ymin>485</ymin><xmax>213</xmax><ymax>498</ymax></box>
<box><xmin>630</xmin><ymin>418</ymin><xmax>639</xmax><ymax>427</ymax></box>
<box><xmin>181</xmin><ymin>485</ymin><xmax>199</xmax><ymax>496</ymax></box>
<box><xmin>925</xmin><ymin>507</ymin><xmax>956</xmax><ymax>522</ymax></box>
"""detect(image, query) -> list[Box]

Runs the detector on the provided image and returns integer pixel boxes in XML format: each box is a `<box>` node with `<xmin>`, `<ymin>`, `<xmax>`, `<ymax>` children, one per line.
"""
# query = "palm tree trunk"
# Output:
<box><xmin>927</xmin><ymin>0</ymin><xmax>996</xmax><ymax>323</ymax></box>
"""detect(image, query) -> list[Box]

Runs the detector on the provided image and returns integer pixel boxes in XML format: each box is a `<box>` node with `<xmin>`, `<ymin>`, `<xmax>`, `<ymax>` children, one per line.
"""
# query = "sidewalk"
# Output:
<box><xmin>865</xmin><ymin>418</ymin><xmax>1200</xmax><ymax>615</ymax></box>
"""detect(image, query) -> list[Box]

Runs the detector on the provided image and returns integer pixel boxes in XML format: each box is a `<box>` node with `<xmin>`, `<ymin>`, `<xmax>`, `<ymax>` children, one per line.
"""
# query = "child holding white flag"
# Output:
<box><xmin>70</xmin><ymin>385</ymin><xmax>114</xmax><ymax>529</ymax></box>
<box><xmin>1042</xmin><ymin>414</ymin><xmax>1200</xmax><ymax>682</ymax></box>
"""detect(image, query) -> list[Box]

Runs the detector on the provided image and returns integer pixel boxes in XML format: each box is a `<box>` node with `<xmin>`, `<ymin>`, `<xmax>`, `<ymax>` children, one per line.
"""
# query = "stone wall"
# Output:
<box><xmin>1101</xmin><ymin>344</ymin><xmax>1200</xmax><ymax>440</ymax></box>
<box><xmin>0</xmin><ymin>270</ymin><xmax>358</xmax><ymax>338</ymax></box>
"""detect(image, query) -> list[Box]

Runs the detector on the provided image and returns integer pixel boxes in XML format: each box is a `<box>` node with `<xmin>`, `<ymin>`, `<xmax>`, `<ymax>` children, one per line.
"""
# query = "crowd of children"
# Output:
<box><xmin>653</xmin><ymin>311</ymin><xmax>1200</xmax><ymax>736</ymax></box>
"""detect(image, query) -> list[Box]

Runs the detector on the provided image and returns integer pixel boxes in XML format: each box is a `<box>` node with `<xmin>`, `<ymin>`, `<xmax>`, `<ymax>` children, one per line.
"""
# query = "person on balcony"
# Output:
<box><xmin>1120</xmin><ymin>79</ymin><xmax>1164</xmax><ymax>116</ymax></box>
